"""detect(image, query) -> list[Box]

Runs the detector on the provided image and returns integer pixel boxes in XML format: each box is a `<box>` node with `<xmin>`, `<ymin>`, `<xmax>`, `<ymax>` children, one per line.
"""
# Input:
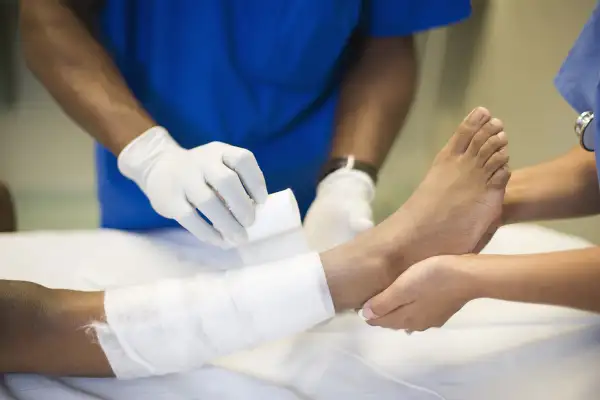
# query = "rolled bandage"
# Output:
<box><xmin>93</xmin><ymin>191</ymin><xmax>335</xmax><ymax>379</ymax></box>
<box><xmin>237</xmin><ymin>189</ymin><xmax>309</xmax><ymax>266</ymax></box>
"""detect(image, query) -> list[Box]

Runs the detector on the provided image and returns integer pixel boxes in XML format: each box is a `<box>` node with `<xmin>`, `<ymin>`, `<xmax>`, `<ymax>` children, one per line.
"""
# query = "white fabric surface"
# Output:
<box><xmin>1</xmin><ymin>224</ymin><xmax>600</xmax><ymax>399</ymax></box>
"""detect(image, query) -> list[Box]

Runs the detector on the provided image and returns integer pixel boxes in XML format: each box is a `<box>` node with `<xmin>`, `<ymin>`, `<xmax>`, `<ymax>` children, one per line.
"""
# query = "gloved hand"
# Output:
<box><xmin>303</xmin><ymin>169</ymin><xmax>375</xmax><ymax>252</ymax></box>
<box><xmin>118</xmin><ymin>126</ymin><xmax>268</xmax><ymax>246</ymax></box>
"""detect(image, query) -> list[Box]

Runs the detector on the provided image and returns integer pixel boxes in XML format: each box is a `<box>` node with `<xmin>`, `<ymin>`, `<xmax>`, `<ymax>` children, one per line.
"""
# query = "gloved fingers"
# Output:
<box><xmin>349</xmin><ymin>202</ymin><xmax>374</xmax><ymax>233</ymax></box>
<box><xmin>185</xmin><ymin>181</ymin><xmax>248</xmax><ymax>244</ymax></box>
<box><xmin>351</xmin><ymin>217</ymin><xmax>374</xmax><ymax>232</ymax></box>
<box><xmin>176</xmin><ymin>211</ymin><xmax>223</xmax><ymax>246</ymax></box>
<box><xmin>222</xmin><ymin>147</ymin><xmax>268</xmax><ymax>204</ymax></box>
<box><xmin>204</xmin><ymin>166</ymin><xmax>255</xmax><ymax>227</ymax></box>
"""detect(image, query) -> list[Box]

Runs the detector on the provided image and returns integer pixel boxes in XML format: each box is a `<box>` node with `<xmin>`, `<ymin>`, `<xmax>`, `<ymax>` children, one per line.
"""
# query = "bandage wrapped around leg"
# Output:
<box><xmin>93</xmin><ymin>190</ymin><xmax>335</xmax><ymax>379</ymax></box>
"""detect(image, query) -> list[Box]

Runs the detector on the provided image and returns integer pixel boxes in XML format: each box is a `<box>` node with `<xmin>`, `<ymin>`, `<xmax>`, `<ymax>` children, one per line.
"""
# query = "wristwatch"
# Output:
<box><xmin>575</xmin><ymin>111</ymin><xmax>595</xmax><ymax>152</ymax></box>
<box><xmin>319</xmin><ymin>156</ymin><xmax>378</xmax><ymax>184</ymax></box>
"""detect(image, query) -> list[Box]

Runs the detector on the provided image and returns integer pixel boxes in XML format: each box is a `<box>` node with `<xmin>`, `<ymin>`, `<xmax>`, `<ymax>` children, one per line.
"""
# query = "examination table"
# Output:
<box><xmin>0</xmin><ymin>184</ymin><xmax>599</xmax><ymax>399</ymax></box>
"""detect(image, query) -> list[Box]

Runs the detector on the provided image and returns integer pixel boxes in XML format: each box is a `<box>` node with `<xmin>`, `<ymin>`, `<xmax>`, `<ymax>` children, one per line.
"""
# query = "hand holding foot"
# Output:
<box><xmin>360</xmin><ymin>255</ymin><xmax>477</xmax><ymax>332</ymax></box>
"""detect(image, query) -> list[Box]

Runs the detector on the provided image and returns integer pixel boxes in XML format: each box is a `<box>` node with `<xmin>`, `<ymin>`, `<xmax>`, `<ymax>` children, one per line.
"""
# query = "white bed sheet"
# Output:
<box><xmin>1</xmin><ymin>224</ymin><xmax>599</xmax><ymax>399</ymax></box>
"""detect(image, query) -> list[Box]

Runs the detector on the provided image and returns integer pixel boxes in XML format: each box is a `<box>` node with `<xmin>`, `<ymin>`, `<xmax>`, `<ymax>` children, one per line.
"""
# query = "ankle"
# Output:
<box><xmin>321</xmin><ymin>236</ymin><xmax>403</xmax><ymax>311</ymax></box>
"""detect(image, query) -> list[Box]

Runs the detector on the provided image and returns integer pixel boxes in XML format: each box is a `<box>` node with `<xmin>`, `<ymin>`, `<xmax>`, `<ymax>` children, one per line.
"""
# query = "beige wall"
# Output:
<box><xmin>1</xmin><ymin>0</ymin><xmax>599</xmax><ymax>242</ymax></box>
<box><xmin>0</xmin><ymin>54</ymin><xmax>98</xmax><ymax>229</ymax></box>
<box><xmin>375</xmin><ymin>0</ymin><xmax>600</xmax><ymax>242</ymax></box>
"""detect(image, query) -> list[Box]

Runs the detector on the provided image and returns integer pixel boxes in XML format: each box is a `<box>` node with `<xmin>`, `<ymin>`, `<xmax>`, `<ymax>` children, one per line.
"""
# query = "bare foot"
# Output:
<box><xmin>324</xmin><ymin>107</ymin><xmax>510</xmax><ymax>310</ymax></box>
<box><xmin>391</xmin><ymin>107</ymin><xmax>509</xmax><ymax>261</ymax></box>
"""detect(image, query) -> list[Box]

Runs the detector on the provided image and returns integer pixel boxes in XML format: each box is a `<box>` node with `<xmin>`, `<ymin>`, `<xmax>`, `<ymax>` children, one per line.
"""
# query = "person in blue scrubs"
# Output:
<box><xmin>358</xmin><ymin>2</ymin><xmax>600</xmax><ymax>332</ymax></box>
<box><xmin>20</xmin><ymin>0</ymin><xmax>471</xmax><ymax>250</ymax></box>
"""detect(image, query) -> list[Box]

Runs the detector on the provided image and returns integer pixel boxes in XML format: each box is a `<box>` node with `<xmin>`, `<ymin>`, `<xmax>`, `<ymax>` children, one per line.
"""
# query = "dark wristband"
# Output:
<box><xmin>319</xmin><ymin>156</ymin><xmax>378</xmax><ymax>184</ymax></box>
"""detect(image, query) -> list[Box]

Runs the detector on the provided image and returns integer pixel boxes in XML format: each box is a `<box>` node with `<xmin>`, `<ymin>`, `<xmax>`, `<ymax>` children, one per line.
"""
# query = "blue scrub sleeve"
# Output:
<box><xmin>367</xmin><ymin>0</ymin><xmax>472</xmax><ymax>37</ymax></box>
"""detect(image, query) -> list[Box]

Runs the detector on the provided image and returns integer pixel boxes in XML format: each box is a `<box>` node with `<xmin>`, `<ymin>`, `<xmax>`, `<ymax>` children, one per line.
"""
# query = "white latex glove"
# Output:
<box><xmin>118</xmin><ymin>126</ymin><xmax>268</xmax><ymax>246</ymax></box>
<box><xmin>303</xmin><ymin>168</ymin><xmax>375</xmax><ymax>252</ymax></box>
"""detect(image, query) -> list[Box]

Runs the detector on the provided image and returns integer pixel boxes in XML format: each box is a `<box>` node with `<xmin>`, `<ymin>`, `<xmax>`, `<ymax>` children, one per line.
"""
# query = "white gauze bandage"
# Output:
<box><xmin>236</xmin><ymin>189</ymin><xmax>310</xmax><ymax>266</ymax></box>
<box><xmin>93</xmin><ymin>191</ymin><xmax>335</xmax><ymax>379</ymax></box>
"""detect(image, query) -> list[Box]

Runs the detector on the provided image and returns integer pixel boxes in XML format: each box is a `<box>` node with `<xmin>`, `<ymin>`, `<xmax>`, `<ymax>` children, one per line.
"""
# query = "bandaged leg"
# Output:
<box><xmin>93</xmin><ymin>190</ymin><xmax>335</xmax><ymax>379</ymax></box>
<box><xmin>94</xmin><ymin>252</ymin><xmax>335</xmax><ymax>378</ymax></box>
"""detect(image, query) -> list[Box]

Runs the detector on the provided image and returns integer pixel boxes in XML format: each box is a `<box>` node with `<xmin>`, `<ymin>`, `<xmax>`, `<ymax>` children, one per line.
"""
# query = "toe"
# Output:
<box><xmin>449</xmin><ymin>107</ymin><xmax>492</xmax><ymax>154</ymax></box>
<box><xmin>477</xmin><ymin>131</ymin><xmax>508</xmax><ymax>166</ymax></box>
<box><xmin>466</xmin><ymin>118</ymin><xmax>504</xmax><ymax>157</ymax></box>
<box><xmin>484</xmin><ymin>147</ymin><xmax>510</xmax><ymax>177</ymax></box>
<box><xmin>488</xmin><ymin>164</ymin><xmax>511</xmax><ymax>189</ymax></box>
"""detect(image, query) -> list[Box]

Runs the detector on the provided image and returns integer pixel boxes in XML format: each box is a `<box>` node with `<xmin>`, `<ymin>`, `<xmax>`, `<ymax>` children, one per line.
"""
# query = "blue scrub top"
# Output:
<box><xmin>96</xmin><ymin>0</ymin><xmax>471</xmax><ymax>230</ymax></box>
<box><xmin>555</xmin><ymin>1</ymin><xmax>600</xmax><ymax>180</ymax></box>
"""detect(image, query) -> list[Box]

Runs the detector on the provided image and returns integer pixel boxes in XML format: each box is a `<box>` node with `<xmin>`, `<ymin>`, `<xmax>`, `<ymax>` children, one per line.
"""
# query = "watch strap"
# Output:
<box><xmin>319</xmin><ymin>156</ymin><xmax>378</xmax><ymax>184</ymax></box>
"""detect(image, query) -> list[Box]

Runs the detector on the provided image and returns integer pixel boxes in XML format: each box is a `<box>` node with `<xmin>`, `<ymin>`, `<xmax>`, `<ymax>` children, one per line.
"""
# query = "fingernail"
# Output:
<box><xmin>465</xmin><ymin>108</ymin><xmax>476</xmax><ymax>120</ymax></box>
<box><xmin>359</xmin><ymin>302</ymin><xmax>378</xmax><ymax>321</ymax></box>
<box><xmin>467</xmin><ymin>107</ymin><xmax>490</xmax><ymax>123</ymax></box>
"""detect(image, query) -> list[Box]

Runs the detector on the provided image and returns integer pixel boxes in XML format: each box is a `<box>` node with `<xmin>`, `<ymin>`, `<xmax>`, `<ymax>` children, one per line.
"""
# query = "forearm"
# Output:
<box><xmin>0</xmin><ymin>281</ymin><xmax>111</xmax><ymax>376</ymax></box>
<box><xmin>503</xmin><ymin>146</ymin><xmax>600</xmax><ymax>224</ymax></box>
<box><xmin>330</xmin><ymin>36</ymin><xmax>417</xmax><ymax>168</ymax></box>
<box><xmin>19</xmin><ymin>0</ymin><xmax>154</xmax><ymax>155</ymax></box>
<box><xmin>465</xmin><ymin>248</ymin><xmax>600</xmax><ymax>313</ymax></box>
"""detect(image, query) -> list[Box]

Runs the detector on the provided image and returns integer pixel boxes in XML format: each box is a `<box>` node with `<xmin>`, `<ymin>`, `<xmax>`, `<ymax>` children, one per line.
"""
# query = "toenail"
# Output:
<box><xmin>490</xmin><ymin>118</ymin><xmax>503</xmax><ymax>128</ymax></box>
<box><xmin>468</xmin><ymin>108</ymin><xmax>484</xmax><ymax>122</ymax></box>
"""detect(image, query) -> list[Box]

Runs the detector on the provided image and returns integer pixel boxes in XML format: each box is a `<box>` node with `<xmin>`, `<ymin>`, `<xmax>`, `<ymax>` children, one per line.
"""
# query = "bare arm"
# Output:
<box><xmin>503</xmin><ymin>146</ymin><xmax>600</xmax><ymax>224</ymax></box>
<box><xmin>467</xmin><ymin>248</ymin><xmax>600</xmax><ymax>313</ymax></box>
<box><xmin>329</xmin><ymin>36</ymin><xmax>417</xmax><ymax>168</ymax></box>
<box><xmin>19</xmin><ymin>0</ymin><xmax>155</xmax><ymax>155</ymax></box>
<box><xmin>0</xmin><ymin>281</ymin><xmax>111</xmax><ymax>376</ymax></box>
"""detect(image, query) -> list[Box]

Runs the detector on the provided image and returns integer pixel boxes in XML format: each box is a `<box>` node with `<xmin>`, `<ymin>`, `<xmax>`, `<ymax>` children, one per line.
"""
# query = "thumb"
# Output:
<box><xmin>360</xmin><ymin>276</ymin><xmax>413</xmax><ymax>321</ymax></box>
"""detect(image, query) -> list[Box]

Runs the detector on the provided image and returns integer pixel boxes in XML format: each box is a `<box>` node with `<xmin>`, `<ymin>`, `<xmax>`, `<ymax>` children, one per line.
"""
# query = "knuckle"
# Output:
<box><xmin>202</xmin><ymin>141</ymin><xmax>227</xmax><ymax>154</ymax></box>
<box><xmin>214</xmin><ymin>169</ymin><xmax>239</xmax><ymax>186</ymax></box>
<box><xmin>238</xmin><ymin>147</ymin><xmax>254</xmax><ymax>159</ymax></box>
<box><xmin>184</xmin><ymin>188</ymin><xmax>215</xmax><ymax>210</ymax></box>
<box><xmin>231</xmin><ymin>148</ymin><xmax>256</xmax><ymax>165</ymax></box>
<box><xmin>206</xmin><ymin>141</ymin><xmax>224</xmax><ymax>148</ymax></box>
<box><xmin>151</xmin><ymin>197</ymin><xmax>185</xmax><ymax>219</ymax></box>
<box><xmin>198</xmin><ymin>192</ymin><xmax>220</xmax><ymax>209</ymax></box>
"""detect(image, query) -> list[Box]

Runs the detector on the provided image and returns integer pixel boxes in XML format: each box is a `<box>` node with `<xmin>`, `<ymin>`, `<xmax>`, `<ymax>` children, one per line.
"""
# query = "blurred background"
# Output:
<box><xmin>1</xmin><ymin>0</ymin><xmax>599</xmax><ymax>241</ymax></box>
